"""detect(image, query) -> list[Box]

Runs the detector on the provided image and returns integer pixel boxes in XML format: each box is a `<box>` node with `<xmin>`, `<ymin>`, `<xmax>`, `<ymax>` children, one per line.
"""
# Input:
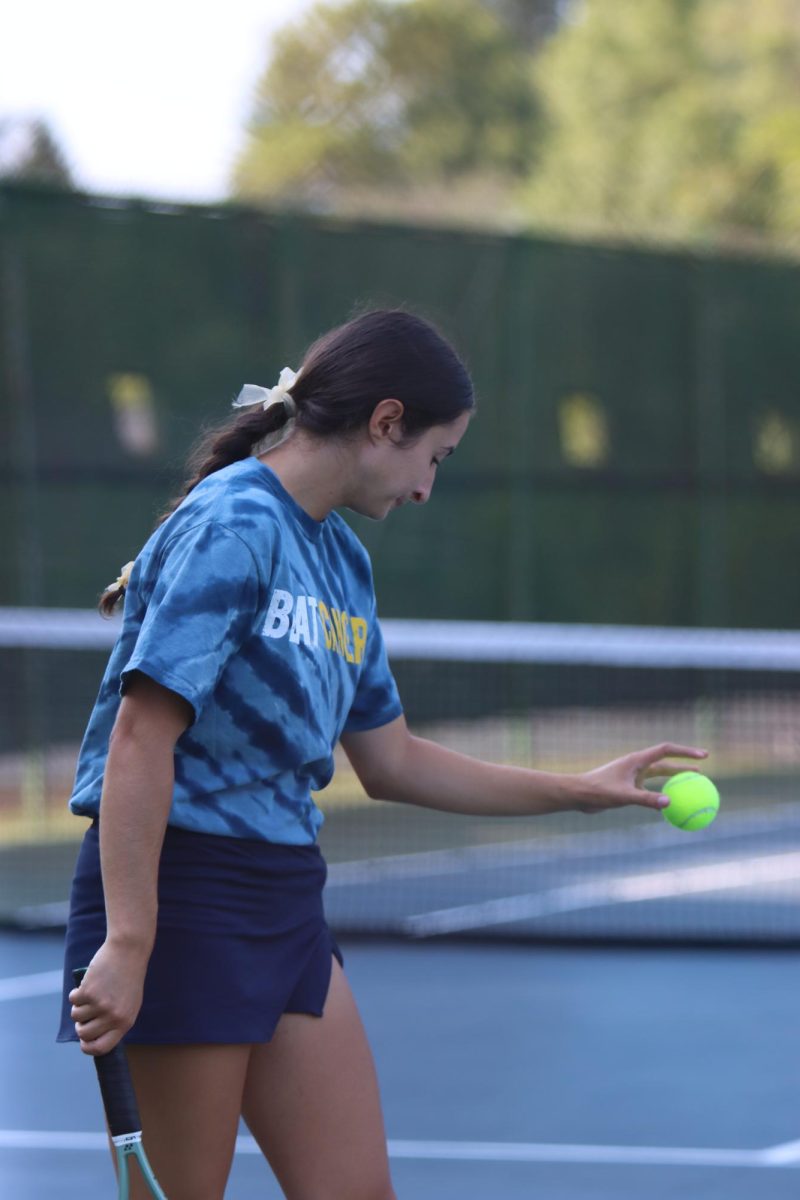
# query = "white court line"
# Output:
<box><xmin>386</xmin><ymin>1140</ymin><xmax>763</xmax><ymax>1167</ymax></box>
<box><xmin>761</xmin><ymin>1140</ymin><xmax>800</xmax><ymax>1165</ymax></box>
<box><xmin>0</xmin><ymin>970</ymin><xmax>63</xmax><ymax>1002</ymax></box>
<box><xmin>0</xmin><ymin>1132</ymin><xmax>106</xmax><ymax>1151</ymax></box>
<box><xmin>403</xmin><ymin>850</ymin><xmax>800</xmax><ymax>936</ymax></box>
<box><xmin>0</xmin><ymin>1130</ymin><xmax>797</xmax><ymax>1168</ymax></box>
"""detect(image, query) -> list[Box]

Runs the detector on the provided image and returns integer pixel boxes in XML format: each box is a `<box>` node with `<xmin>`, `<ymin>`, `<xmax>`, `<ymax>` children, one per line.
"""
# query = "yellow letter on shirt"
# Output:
<box><xmin>350</xmin><ymin>617</ymin><xmax>367</xmax><ymax>665</ymax></box>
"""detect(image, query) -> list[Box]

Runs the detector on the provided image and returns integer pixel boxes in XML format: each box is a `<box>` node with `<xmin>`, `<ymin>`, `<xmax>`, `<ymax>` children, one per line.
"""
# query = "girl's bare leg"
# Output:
<box><xmin>125</xmin><ymin>1043</ymin><xmax>251</xmax><ymax>1200</ymax></box>
<box><xmin>242</xmin><ymin>958</ymin><xmax>396</xmax><ymax>1200</ymax></box>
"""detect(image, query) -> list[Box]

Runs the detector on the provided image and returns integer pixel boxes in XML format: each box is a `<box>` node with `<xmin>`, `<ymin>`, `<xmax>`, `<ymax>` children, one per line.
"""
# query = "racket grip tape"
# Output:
<box><xmin>72</xmin><ymin>967</ymin><xmax>143</xmax><ymax>1138</ymax></box>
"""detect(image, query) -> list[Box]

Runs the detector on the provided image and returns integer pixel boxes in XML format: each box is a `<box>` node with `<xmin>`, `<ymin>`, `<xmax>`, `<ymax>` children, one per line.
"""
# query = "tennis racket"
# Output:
<box><xmin>72</xmin><ymin>968</ymin><xmax>168</xmax><ymax>1199</ymax></box>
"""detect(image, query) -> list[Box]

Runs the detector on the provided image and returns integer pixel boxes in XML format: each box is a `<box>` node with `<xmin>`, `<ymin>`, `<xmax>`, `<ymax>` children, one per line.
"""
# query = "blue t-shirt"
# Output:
<box><xmin>69</xmin><ymin>458</ymin><xmax>403</xmax><ymax>843</ymax></box>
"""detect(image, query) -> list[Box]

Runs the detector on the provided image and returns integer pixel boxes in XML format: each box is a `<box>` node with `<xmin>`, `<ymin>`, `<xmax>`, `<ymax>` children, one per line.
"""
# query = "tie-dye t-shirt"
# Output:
<box><xmin>69</xmin><ymin>458</ymin><xmax>403</xmax><ymax>843</ymax></box>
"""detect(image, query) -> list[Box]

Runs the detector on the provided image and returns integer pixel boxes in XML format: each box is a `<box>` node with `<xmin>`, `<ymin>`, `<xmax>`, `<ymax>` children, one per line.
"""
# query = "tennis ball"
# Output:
<box><xmin>662</xmin><ymin>771</ymin><xmax>719</xmax><ymax>831</ymax></box>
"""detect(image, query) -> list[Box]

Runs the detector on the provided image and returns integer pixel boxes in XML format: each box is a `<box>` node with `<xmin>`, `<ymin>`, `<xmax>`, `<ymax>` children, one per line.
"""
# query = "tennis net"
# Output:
<box><xmin>1</xmin><ymin>609</ymin><xmax>799</xmax><ymax>943</ymax></box>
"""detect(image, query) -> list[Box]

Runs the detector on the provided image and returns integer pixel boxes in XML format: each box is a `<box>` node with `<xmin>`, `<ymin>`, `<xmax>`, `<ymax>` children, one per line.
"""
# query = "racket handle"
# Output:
<box><xmin>72</xmin><ymin>967</ymin><xmax>143</xmax><ymax>1138</ymax></box>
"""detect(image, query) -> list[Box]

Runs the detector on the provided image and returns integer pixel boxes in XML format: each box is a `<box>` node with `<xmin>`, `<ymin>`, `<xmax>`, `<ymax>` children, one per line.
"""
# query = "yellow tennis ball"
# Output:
<box><xmin>662</xmin><ymin>771</ymin><xmax>719</xmax><ymax>831</ymax></box>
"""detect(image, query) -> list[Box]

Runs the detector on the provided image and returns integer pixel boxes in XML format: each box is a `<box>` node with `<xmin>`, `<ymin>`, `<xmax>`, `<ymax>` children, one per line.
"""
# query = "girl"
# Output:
<box><xmin>62</xmin><ymin>308</ymin><xmax>706</xmax><ymax>1200</ymax></box>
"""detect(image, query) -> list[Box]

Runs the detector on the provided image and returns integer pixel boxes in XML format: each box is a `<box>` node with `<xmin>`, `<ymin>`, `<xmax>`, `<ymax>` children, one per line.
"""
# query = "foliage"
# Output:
<box><xmin>231</xmin><ymin>0</ymin><xmax>541</xmax><ymax>224</ymax></box>
<box><xmin>479</xmin><ymin>0</ymin><xmax>564</xmax><ymax>46</ymax></box>
<box><xmin>232</xmin><ymin>0</ymin><xmax>800</xmax><ymax>248</ymax></box>
<box><xmin>520</xmin><ymin>0</ymin><xmax>800</xmax><ymax>249</ymax></box>
<box><xmin>0</xmin><ymin>117</ymin><xmax>73</xmax><ymax>188</ymax></box>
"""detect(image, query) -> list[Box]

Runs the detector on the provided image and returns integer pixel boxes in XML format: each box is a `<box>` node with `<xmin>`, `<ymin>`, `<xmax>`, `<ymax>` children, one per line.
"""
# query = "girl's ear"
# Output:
<box><xmin>368</xmin><ymin>398</ymin><xmax>405</xmax><ymax>444</ymax></box>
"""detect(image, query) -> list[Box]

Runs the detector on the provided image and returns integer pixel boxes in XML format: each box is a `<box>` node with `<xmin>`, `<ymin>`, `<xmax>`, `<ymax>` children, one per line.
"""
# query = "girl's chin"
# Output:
<box><xmin>343</xmin><ymin>498</ymin><xmax>396</xmax><ymax>521</ymax></box>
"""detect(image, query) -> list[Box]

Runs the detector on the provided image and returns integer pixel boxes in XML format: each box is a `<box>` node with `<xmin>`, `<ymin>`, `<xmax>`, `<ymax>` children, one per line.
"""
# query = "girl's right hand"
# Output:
<box><xmin>68</xmin><ymin>940</ymin><xmax>148</xmax><ymax>1055</ymax></box>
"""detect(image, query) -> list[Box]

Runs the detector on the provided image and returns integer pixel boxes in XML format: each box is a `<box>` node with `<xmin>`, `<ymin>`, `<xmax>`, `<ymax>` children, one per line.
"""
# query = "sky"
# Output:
<box><xmin>0</xmin><ymin>0</ymin><xmax>315</xmax><ymax>202</ymax></box>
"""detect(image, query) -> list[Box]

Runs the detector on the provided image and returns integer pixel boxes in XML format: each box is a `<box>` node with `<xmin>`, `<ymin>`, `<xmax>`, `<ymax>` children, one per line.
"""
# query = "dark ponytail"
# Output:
<box><xmin>99</xmin><ymin>308</ymin><xmax>473</xmax><ymax>615</ymax></box>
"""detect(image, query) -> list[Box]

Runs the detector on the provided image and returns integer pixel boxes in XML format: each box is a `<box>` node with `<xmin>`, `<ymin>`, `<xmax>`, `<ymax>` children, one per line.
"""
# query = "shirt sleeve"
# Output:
<box><xmin>120</xmin><ymin>521</ymin><xmax>262</xmax><ymax>723</ymax></box>
<box><xmin>344</xmin><ymin>612</ymin><xmax>403</xmax><ymax>733</ymax></box>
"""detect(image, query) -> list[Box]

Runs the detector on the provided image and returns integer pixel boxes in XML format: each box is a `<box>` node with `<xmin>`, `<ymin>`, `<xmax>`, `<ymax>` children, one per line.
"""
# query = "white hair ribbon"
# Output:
<box><xmin>232</xmin><ymin>368</ymin><xmax>298</xmax><ymax>416</ymax></box>
<box><xmin>108</xmin><ymin>561</ymin><xmax>135</xmax><ymax>592</ymax></box>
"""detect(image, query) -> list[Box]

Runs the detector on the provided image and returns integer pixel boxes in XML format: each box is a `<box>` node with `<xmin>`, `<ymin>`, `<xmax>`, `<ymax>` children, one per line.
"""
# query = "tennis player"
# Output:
<box><xmin>61</xmin><ymin>308</ymin><xmax>707</xmax><ymax>1200</ymax></box>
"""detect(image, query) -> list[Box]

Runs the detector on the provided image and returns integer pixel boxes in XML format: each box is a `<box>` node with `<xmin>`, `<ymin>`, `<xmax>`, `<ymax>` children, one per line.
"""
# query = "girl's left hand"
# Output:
<box><xmin>573</xmin><ymin>743</ymin><xmax>709</xmax><ymax>814</ymax></box>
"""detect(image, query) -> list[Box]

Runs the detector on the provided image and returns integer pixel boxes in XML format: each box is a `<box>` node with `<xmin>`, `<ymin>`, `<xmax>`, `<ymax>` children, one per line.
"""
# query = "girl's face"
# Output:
<box><xmin>349</xmin><ymin>407</ymin><xmax>471</xmax><ymax>521</ymax></box>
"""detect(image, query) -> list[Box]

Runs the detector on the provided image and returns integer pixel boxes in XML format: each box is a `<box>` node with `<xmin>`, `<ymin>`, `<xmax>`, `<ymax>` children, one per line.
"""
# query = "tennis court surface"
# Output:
<box><xmin>2</xmin><ymin>935</ymin><xmax>799</xmax><ymax>1199</ymax></box>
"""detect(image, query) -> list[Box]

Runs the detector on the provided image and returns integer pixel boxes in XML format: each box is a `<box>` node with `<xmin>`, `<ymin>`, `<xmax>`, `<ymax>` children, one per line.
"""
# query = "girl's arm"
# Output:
<box><xmin>69</xmin><ymin>673</ymin><xmax>193</xmax><ymax>1055</ymax></box>
<box><xmin>341</xmin><ymin>715</ymin><xmax>708</xmax><ymax>817</ymax></box>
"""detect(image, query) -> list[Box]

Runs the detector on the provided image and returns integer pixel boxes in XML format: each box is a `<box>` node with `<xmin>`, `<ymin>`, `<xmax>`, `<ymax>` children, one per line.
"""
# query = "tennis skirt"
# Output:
<box><xmin>57</xmin><ymin>820</ymin><xmax>342</xmax><ymax>1045</ymax></box>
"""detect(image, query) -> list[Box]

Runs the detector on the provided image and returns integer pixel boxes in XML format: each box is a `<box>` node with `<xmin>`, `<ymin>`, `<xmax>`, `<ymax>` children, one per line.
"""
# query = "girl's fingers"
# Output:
<box><xmin>627</xmin><ymin>787</ymin><xmax>670</xmax><ymax>811</ymax></box>
<box><xmin>71</xmin><ymin>996</ymin><xmax>133</xmax><ymax>1040</ymax></box>
<box><xmin>79</xmin><ymin>1029</ymin><xmax>125</xmax><ymax>1056</ymax></box>
<box><xmin>640</xmin><ymin>761</ymin><xmax>704</xmax><ymax>782</ymax></box>
<box><xmin>635</xmin><ymin>743</ymin><xmax>708</xmax><ymax>767</ymax></box>
<box><xmin>74</xmin><ymin>1016</ymin><xmax>114</xmax><ymax>1040</ymax></box>
<box><xmin>74</xmin><ymin>1009</ymin><xmax>133</xmax><ymax>1053</ymax></box>
<box><xmin>70</xmin><ymin>998</ymin><xmax>108</xmax><ymax>1022</ymax></box>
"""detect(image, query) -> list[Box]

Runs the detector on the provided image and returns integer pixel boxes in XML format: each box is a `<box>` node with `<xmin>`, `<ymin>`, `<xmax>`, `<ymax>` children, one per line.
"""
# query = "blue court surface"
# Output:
<box><xmin>2</xmin><ymin>932</ymin><xmax>799</xmax><ymax>1199</ymax></box>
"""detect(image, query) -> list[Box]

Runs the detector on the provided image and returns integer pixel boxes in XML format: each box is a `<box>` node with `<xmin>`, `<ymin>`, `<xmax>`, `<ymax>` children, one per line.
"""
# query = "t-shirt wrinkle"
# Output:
<box><xmin>161</xmin><ymin>518</ymin><xmax>265</xmax><ymax>588</ymax></box>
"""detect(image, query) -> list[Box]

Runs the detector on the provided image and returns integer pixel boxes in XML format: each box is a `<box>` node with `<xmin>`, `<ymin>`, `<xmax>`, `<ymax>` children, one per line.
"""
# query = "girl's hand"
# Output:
<box><xmin>68</xmin><ymin>940</ymin><xmax>148</xmax><ymax>1056</ymax></box>
<box><xmin>573</xmin><ymin>743</ymin><xmax>709</xmax><ymax>814</ymax></box>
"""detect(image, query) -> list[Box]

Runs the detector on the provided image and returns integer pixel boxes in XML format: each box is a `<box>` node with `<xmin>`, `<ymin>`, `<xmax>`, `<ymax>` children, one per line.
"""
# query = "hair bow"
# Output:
<box><xmin>232</xmin><ymin>368</ymin><xmax>298</xmax><ymax>414</ymax></box>
<box><xmin>108</xmin><ymin>561</ymin><xmax>135</xmax><ymax>593</ymax></box>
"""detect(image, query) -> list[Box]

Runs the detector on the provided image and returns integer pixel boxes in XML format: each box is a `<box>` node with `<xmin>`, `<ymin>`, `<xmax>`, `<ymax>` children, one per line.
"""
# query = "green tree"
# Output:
<box><xmin>231</xmin><ymin>0</ymin><xmax>541</xmax><ymax>225</ymax></box>
<box><xmin>479</xmin><ymin>0</ymin><xmax>564</xmax><ymax>47</ymax></box>
<box><xmin>520</xmin><ymin>0</ymin><xmax>800</xmax><ymax>249</ymax></box>
<box><xmin>0</xmin><ymin>117</ymin><xmax>73</xmax><ymax>188</ymax></box>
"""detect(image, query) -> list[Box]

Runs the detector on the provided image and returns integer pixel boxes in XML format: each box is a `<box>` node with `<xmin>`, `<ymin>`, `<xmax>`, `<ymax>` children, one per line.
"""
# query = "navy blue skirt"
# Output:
<box><xmin>58</xmin><ymin>821</ymin><xmax>342</xmax><ymax>1045</ymax></box>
